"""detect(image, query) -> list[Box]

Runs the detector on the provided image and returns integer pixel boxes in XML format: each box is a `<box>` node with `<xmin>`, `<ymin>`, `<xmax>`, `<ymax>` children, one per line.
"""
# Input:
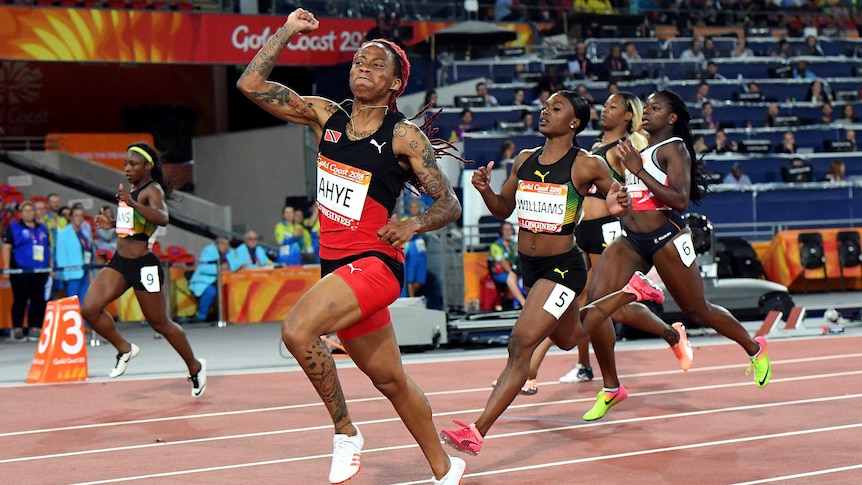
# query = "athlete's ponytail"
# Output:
<box><xmin>654</xmin><ymin>90</ymin><xmax>708</xmax><ymax>204</ymax></box>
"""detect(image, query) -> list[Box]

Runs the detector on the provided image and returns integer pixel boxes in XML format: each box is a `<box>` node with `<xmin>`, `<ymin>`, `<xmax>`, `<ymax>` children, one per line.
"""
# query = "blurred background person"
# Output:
<box><xmin>2</xmin><ymin>202</ymin><xmax>50</xmax><ymax>342</ymax></box>
<box><xmin>401</xmin><ymin>199</ymin><xmax>428</xmax><ymax>298</ymax></box>
<box><xmin>723</xmin><ymin>163</ymin><xmax>752</xmax><ymax>185</ymax></box>
<box><xmin>55</xmin><ymin>206</ymin><xmax>93</xmax><ymax>303</ymax></box>
<box><xmin>232</xmin><ymin>230</ymin><xmax>271</xmax><ymax>269</ymax></box>
<box><xmin>825</xmin><ymin>160</ymin><xmax>846</xmax><ymax>182</ymax></box>
<box><xmin>188</xmin><ymin>235</ymin><xmax>237</xmax><ymax>323</ymax></box>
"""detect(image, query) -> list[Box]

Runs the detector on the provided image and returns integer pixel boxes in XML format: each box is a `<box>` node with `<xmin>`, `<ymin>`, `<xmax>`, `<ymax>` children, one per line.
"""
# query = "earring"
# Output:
<box><xmin>570</xmin><ymin>124</ymin><xmax>575</xmax><ymax>129</ymax></box>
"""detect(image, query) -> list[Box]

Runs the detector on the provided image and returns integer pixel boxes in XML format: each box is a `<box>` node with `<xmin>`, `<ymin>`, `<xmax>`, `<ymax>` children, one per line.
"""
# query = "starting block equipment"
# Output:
<box><xmin>755</xmin><ymin>306</ymin><xmax>826</xmax><ymax>338</ymax></box>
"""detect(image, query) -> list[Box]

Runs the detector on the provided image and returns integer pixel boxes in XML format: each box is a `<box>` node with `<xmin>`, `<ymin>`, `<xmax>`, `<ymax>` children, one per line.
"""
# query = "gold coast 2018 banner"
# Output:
<box><xmin>0</xmin><ymin>6</ymin><xmax>534</xmax><ymax>66</ymax></box>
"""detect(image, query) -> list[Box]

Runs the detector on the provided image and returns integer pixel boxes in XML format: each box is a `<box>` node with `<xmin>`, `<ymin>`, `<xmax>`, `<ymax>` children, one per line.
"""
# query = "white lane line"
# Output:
<box><xmin>2</xmin><ymin>354</ymin><xmax>861</xmax><ymax>439</ymax></box>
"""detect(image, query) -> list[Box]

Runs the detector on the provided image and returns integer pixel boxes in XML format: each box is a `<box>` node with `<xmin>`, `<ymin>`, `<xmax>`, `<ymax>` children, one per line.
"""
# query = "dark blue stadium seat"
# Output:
<box><xmin>701</xmin><ymin>152</ymin><xmax>862</xmax><ymax>184</ymax></box>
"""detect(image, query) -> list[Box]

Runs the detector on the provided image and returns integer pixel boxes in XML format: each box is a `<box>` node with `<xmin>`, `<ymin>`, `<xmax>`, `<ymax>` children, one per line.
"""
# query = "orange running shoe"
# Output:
<box><xmin>670</xmin><ymin>322</ymin><xmax>693</xmax><ymax>371</ymax></box>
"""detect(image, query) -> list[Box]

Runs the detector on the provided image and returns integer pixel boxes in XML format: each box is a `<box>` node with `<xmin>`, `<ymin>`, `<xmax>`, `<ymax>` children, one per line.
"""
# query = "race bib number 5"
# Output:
<box><xmin>317</xmin><ymin>156</ymin><xmax>371</xmax><ymax>229</ymax></box>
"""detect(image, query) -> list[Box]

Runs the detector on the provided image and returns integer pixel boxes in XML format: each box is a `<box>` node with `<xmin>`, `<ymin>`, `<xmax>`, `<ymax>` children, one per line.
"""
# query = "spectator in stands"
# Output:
<box><xmin>622</xmin><ymin>41</ymin><xmax>642</xmax><ymax>61</ymax></box>
<box><xmin>723</xmin><ymin>162</ymin><xmax>752</xmax><ymax>185</ymax></box>
<box><xmin>537</xmin><ymin>65</ymin><xmax>563</xmax><ymax>94</ymax></box>
<box><xmin>691</xmin><ymin>81</ymin><xmax>712</xmax><ymax>105</ymax></box>
<box><xmin>805</xmin><ymin>80</ymin><xmax>832</xmax><ymax>104</ymax></box>
<box><xmin>95</xmin><ymin>205</ymin><xmax>118</xmax><ymax>253</ymax></box>
<box><xmin>520</xmin><ymin>109</ymin><xmax>535</xmax><ymax>131</ymax></box>
<box><xmin>747</xmin><ymin>81</ymin><xmax>762</xmax><ymax>95</ymax></box>
<box><xmin>825</xmin><ymin>159</ymin><xmax>847</xmax><ymax>182</ymax></box>
<box><xmin>499</xmin><ymin>139</ymin><xmax>517</xmax><ymax>174</ymax></box>
<box><xmin>188</xmin><ymin>236</ymin><xmax>237</xmax><ymax>323</ymax></box>
<box><xmin>763</xmin><ymin>102</ymin><xmax>781</xmax><ymax>127</ymax></box>
<box><xmin>423</xmin><ymin>89</ymin><xmax>437</xmax><ymax>110</ymax></box>
<box><xmin>774</xmin><ymin>39</ymin><xmax>792</xmax><ymax>59</ymax></box>
<box><xmin>700</xmin><ymin>101</ymin><xmax>717</xmax><ymax>129</ymax></box>
<box><xmin>511</xmin><ymin>88</ymin><xmax>527</xmax><ymax>106</ymax></box>
<box><xmin>840</xmin><ymin>104</ymin><xmax>858</xmax><ymax>123</ymax></box>
<box><xmin>59</xmin><ymin>206</ymin><xmax>71</xmax><ymax>224</ymax></box>
<box><xmin>702</xmin><ymin>37</ymin><xmax>718</xmax><ymax>59</ymax></box>
<box><xmin>449</xmin><ymin>108</ymin><xmax>474</xmax><ymax>142</ymax></box>
<box><xmin>573</xmin><ymin>0</ymin><xmax>613</xmax><ymax>13</ymax></box>
<box><xmin>293</xmin><ymin>207</ymin><xmax>314</xmax><ymax>263</ymax></box>
<box><xmin>680</xmin><ymin>38</ymin><xmax>706</xmax><ymax>64</ymax></box>
<box><xmin>732</xmin><ymin>37</ymin><xmax>754</xmax><ymax>58</ymax></box>
<box><xmin>792</xmin><ymin>60</ymin><xmax>817</xmax><ymax>79</ymax></box>
<box><xmin>606</xmin><ymin>81</ymin><xmax>619</xmax><ymax>99</ymax></box>
<box><xmin>2</xmin><ymin>201</ymin><xmax>50</xmax><ymax>342</ymax></box>
<box><xmin>275</xmin><ymin>205</ymin><xmax>304</xmax><ymax>266</ymax></box>
<box><xmin>575</xmin><ymin>83</ymin><xmax>595</xmax><ymax>103</ymax></box>
<box><xmin>845</xmin><ymin>129</ymin><xmax>858</xmax><ymax>150</ymax></box>
<box><xmin>45</xmin><ymin>193</ymin><xmax>67</xmax><ymax>238</ymax></box>
<box><xmin>401</xmin><ymin>199</ymin><xmax>427</xmax><ymax>298</ymax></box>
<box><xmin>365</xmin><ymin>11</ymin><xmax>407</xmax><ymax>48</ymax></box>
<box><xmin>601</xmin><ymin>44</ymin><xmax>629</xmax><ymax>80</ymax></box>
<box><xmin>487</xmin><ymin>221</ymin><xmax>525</xmax><ymax>309</ymax></box>
<box><xmin>531</xmin><ymin>88</ymin><xmax>551</xmax><ymax>107</ymax></box>
<box><xmin>567</xmin><ymin>42</ymin><xmax>595</xmax><ymax>80</ymax></box>
<box><xmin>801</xmin><ymin>35</ymin><xmax>825</xmax><ymax>56</ymax></box>
<box><xmin>494</xmin><ymin>0</ymin><xmax>526</xmax><ymax>21</ymax></box>
<box><xmin>821</xmin><ymin>102</ymin><xmax>835</xmax><ymax>124</ymax></box>
<box><xmin>510</xmin><ymin>63</ymin><xmax>527</xmax><ymax>83</ymax></box>
<box><xmin>700</xmin><ymin>61</ymin><xmax>726</xmax><ymax>81</ymax></box>
<box><xmin>774</xmin><ymin>131</ymin><xmax>798</xmax><ymax>154</ymax></box>
<box><xmin>693</xmin><ymin>134</ymin><xmax>710</xmax><ymax>154</ymax></box>
<box><xmin>710</xmin><ymin>128</ymin><xmax>738</xmax><ymax>153</ymax></box>
<box><xmin>55</xmin><ymin>206</ymin><xmax>93</xmax><ymax>303</ymax></box>
<box><xmin>302</xmin><ymin>204</ymin><xmax>320</xmax><ymax>263</ymax></box>
<box><xmin>33</xmin><ymin>197</ymin><xmax>61</xmax><ymax>299</ymax></box>
<box><xmin>475</xmin><ymin>81</ymin><xmax>499</xmax><ymax>107</ymax></box>
<box><xmin>232</xmin><ymin>230</ymin><xmax>271</xmax><ymax>269</ymax></box>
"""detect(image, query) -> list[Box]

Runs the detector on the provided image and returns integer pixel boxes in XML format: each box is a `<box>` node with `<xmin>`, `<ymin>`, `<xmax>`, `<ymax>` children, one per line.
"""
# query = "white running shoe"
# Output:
<box><xmin>432</xmin><ymin>456</ymin><xmax>466</xmax><ymax>485</ymax></box>
<box><xmin>560</xmin><ymin>363</ymin><xmax>593</xmax><ymax>383</ymax></box>
<box><xmin>109</xmin><ymin>343</ymin><xmax>140</xmax><ymax>378</ymax></box>
<box><xmin>329</xmin><ymin>426</ymin><xmax>363</xmax><ymax>484</ymax></box>
<box><xmin>189</xmin><ymin>358</ymin><xmax>207</xmax><ymax>398</ymax></box>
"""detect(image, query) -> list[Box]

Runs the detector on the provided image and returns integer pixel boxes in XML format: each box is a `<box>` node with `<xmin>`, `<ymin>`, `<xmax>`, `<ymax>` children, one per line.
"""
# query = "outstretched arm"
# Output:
<box><xmin>236</xmin><ymin>9</ymin><xmax>333</xmax><ymax>139</ymax></box>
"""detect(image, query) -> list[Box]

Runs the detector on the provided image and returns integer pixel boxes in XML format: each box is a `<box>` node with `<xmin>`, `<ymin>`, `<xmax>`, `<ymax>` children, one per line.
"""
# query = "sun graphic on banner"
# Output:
<box><xmin>4</xmin><ymin>9</ymin><xmax>192</xmax><ymax>63</ymax></box>
<box><xmin>0</xmin><ymin>61</ymin><xmax>43</xmax><ymax>106</ymax></box>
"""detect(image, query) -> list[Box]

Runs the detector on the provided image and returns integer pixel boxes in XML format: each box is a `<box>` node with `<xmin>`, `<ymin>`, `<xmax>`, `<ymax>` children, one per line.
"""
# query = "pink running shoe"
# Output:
<box><xmin>440</xmin><ymin>420</ymin><xmax>484</xmax><ymax>455</ymax></box>
<box><xmin>622</xmin><ymin>271</ymin><xmax>665</xmax><ymax>304</ymax></box>
<box><xmin>670</xmin><ymin>322</ymin><xmax>693</xmax><ymax>371</ymax></box>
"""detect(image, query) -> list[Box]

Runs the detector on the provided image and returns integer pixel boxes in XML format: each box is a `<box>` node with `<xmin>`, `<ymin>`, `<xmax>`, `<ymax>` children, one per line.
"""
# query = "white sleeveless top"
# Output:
<box><xmin>624</xmin><ymin>136</ymin><xmax>682</xmax><ymax>211</ymax></box>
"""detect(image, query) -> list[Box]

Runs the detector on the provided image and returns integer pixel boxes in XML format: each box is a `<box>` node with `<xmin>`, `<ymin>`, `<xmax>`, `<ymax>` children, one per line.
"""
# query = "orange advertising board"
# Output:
<box><xmin>0</xmin><ymin>6</ymin><xmax>535</xmax><ymax>66</ymax></box>
<box><xmin>47</xmin><ymin>133</ymin><xmax>154</xmax><ymax>170</ymax></box>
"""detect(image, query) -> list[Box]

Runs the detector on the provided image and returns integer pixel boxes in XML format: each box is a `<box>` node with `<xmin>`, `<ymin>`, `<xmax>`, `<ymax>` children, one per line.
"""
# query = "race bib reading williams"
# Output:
<box><xmin>515</xmin><ymin>180</ymin><xmax>567</xmax><ymax>233</ymax></box>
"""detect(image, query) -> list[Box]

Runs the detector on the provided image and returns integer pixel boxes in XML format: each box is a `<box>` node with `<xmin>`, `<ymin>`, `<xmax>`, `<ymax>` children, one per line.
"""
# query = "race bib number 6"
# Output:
<box><xmin>673</xmin><ymin>233</ymin><xmax>697</xmax><ymax>267</ymax></box>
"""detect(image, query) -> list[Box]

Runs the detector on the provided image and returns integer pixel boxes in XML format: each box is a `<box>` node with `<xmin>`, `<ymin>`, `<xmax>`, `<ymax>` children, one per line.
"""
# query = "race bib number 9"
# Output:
<box><xmin>140</xmin><ymin>265</ymin><xmax>160</xmax><ymax>293</ymax></box>
<box><xmin>317</xmin><ymin>156</ymin><xmax>371</xmax><ymax>229</ymax></box>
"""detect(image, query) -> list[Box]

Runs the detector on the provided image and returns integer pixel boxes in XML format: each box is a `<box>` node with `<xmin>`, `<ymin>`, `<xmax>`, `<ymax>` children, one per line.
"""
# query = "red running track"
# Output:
<box><xmin>2</xmin><ymin>335</ymin><xmax>862</xmax><ymax>484</ymax></box>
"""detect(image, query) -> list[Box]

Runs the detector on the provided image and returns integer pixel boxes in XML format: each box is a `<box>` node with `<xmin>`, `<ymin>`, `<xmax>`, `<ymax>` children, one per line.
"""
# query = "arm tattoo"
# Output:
<box><xmin>250</xmin><ymin>85</ymin><xmax>292</xmax><ymax>107</ymax></box>
<box><xmin>240</xmin><ymin>27</ymin><xmax>294</xmax><ymax>82</ymax></box>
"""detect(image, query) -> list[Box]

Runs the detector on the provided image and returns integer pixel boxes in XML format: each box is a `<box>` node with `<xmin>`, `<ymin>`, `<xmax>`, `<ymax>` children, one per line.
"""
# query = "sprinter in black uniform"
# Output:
<box><xmin>80</xmin><ymin>142</ymin><xmax>207</xmax><ymax>398</ymax></box>
<box><xmin>440</xmin><ymin>91</ymin><xmax>666</xmax><ymax>456</ymax></box>
<box><xmin>237</xmin><ymin>8</ymin><xmax>465</xmax><ymax>485</ymax></box>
